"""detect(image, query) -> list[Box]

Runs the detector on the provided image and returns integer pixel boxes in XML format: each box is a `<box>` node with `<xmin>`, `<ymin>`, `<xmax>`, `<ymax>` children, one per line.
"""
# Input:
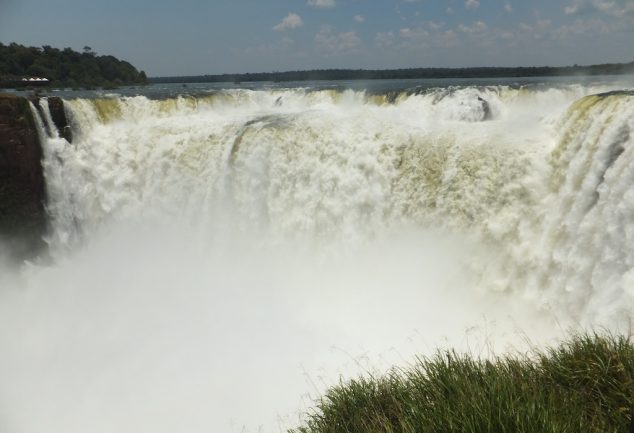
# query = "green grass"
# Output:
<box><xmin>292</xmin><ymin>333</ymin><xmax>634</xmax><ymax>433</ymax></box>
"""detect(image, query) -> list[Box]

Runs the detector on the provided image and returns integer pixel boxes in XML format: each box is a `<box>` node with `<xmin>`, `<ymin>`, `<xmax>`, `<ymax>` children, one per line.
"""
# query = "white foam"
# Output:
<box><xmin>1</xmin><ymin>84</ymin><xmax>632</xmax><ymax>433</ymax></box>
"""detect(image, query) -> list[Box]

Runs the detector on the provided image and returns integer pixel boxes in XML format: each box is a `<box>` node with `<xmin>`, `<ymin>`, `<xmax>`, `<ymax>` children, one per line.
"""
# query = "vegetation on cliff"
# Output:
<box><xmin>293</xmin><ymin>334</ymin><xmax>634</xmax><ymax>433</ymax></box>
<box><xmin>0</xmin><ymin>42</ymin><xmax>147</xmax><ymax>88</ymax></box>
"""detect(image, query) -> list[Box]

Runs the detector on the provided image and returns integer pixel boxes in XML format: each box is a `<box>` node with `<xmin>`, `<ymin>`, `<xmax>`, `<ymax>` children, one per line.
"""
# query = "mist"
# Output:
<box><xmin>0</xmin><ymin>221</ymin><xmax>565</xmax><ymax>433</ymax></box>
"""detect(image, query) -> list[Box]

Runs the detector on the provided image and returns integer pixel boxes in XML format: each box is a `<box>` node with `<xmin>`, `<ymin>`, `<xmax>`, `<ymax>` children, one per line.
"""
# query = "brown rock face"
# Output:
<box><xmin>47</xmin><ymin>97</ymin><xmax>72</xmax><ymax>143</ymax></box>
<box><xmin>0</xmin><ymin>94</ymin><xmax>47</xmax><ymax>262</ymax></box>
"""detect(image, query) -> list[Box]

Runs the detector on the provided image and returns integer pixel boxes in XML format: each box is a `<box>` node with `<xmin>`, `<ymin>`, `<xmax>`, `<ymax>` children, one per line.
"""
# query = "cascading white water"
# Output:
<box><xmin>45</xmin><ymin>86</ymin><xmax>572</xmax><ymax>246</ymax></box>
<box><xmin>531</xmin><ymin>92</ymin><xmax>634</xmax><ymax>328</ymax></box>
<box><xmin>0</xmin><ymin>84</ymin><xmax>633</xmax><ymax>433</ymax></box>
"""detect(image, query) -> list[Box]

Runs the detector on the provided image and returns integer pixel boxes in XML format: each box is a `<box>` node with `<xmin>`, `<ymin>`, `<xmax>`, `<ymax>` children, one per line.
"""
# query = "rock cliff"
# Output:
<box><xmin>0</xmin><ymin>94</ymin><xmax>47</xmax><ymax>261</ymax></box>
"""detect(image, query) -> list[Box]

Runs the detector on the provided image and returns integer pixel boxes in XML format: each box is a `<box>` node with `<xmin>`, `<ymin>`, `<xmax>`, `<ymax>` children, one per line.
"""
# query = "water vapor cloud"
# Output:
<box><xmin>307</xmin><ymin>0</ymin><xmax>336</xmax><ymax>9</ymax></box>
<box><xmin>273</xmin><ymin>12</ymin><xmax>304</xmax><ymax>31</ymax></box>
<box><xmin>315</xmin><ymin>26</ymin><xmax>361</xmax><ymax>53</ymax></box>
<box><xmin>565</xmin><ymin>0</ymin><xmax>634</xmax><ymax>17</ymax></box>
<box><xmin>465</xmin><ymin>0</ymin><xmax>480</xmax><ymax>10</ymax></box>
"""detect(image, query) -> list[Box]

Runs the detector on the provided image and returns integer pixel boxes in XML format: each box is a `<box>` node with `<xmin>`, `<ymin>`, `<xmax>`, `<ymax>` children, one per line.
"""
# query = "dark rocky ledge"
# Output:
<box><xmin>0</xmin><ymin>94</ymin><xmax>62</xmax><ymax>262</ymax></box>
<box><xmin>596</xmin><ymin>90</ymin><xmax>634</xmax><ymax>97</ymax></box>
<box><xmin>42</xmin><ymin>96</ymin><xmax>72</xmax><ymax>143</ymax></box>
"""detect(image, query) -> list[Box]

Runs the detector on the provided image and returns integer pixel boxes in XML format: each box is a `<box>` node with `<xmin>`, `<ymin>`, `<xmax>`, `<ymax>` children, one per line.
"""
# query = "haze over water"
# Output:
<box><xmin>1</xmin><ymin>76</ymin><xmax>634</xmax><ymax>433</ymax></box>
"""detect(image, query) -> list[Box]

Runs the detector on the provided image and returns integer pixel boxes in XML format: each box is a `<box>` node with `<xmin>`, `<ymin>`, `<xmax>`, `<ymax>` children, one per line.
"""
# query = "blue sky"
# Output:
<box><xmin>1</xmin><ymin>0</ymin><xmax>633</xmax><ymax>76</ymax></box>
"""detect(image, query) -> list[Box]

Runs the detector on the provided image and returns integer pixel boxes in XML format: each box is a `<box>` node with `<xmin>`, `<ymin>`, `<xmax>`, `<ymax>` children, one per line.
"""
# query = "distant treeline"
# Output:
<box><xmin>152</xmin><ymin>61</ymin><xmax>634</xmax><ymax>84</ymax></box>
<box><xmin>0</xmin><ymin>42</ymin><xmax>147</xmax><ymax>88</ymax></box>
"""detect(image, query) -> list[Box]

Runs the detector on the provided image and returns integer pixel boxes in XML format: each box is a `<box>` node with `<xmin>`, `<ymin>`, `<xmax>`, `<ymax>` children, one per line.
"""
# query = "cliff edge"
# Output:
<box><xmin>0</xmin><ymin>94</ymin><xmax>47</xmax><ymax>261</ymax></box>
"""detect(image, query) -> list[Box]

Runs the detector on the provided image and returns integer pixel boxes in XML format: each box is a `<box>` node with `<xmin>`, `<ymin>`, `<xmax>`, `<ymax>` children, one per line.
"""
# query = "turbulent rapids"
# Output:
<box><xmin>1</xmin><ymin>82</ymin><xmax>634</xmax><ymax>433</ymax></box>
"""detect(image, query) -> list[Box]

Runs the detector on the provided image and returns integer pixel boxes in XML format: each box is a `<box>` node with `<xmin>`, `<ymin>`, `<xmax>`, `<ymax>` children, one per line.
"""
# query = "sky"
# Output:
<box><xmin>1</xmin><ymin>0</ymin><xmax>633</xmax><ymax>76</ymax></box>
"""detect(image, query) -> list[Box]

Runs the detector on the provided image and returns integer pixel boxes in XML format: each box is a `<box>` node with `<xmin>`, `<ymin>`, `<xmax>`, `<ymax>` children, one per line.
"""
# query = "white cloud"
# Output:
<box><xmin>504</xmin><ymin>2</ymin><xmax>513</xmax><ymax>12</ymax></box>
<box><xmin>555</xmin><ymin>17</ymin><xmax>620</xmax><ymax>39</ymax></box>
<box><xmin>273</xmin><ymin>12</ymin><xmax>304</xmax><ymax>31</ymax></box>
<box><xmin>440</xmin><ymin>30</ymin><xmax>460</xmax><ymax>47</ymax></box>
<box><xmin>517</xmin><ymin>18</ymin><xmax>552</xmax><ymax>34</ymax></box>
<box><xmin>426</xmin><ymin>21</ymin><xmax>445</xmax><ymax>30</ymax></box>
<box><xmin>375</xmin><ymin>31</ymin><xmax>395</xmax><ymax>48</ymax></box>
<box><xmin>458</xmin><ymin>21</ymin><xmax>488</xmax><ymax>33</ymax></box>
<box><xmin>354</xmin><ymin>15</ymin><xmax>365</xmax><ymax>23</ymax></box>
<box><xmin>537</xmin><ymin>19</ymin><xmax>553</xmax><ymax>28</ymax></box>
<box><xmin>513</xmin><ymin>18</ymin><xmax>555</xmax><ymax>41</ymax></box>
<box><xmin>465</xmin><ymin>0</ymin><xmax>480</xmax><ymax>10</ymax></box>
<box><xmin>315</xmin><ymin>26</ymin><xmax>361</xmax><ymax>53</ymax></box>
<box><xmin>519</xmin><ymin>22</ymin><xmax>534</xmax><ymax>32</ymax></box>
<box><xmin>399</xmin><ymin>27</ymin><xmax>429</xmax><ymax>39</ymax></box>
<box><xmin>564</xmin><ymin>0</ymin><xmax>634</xmax><ymax>17</ymax></box>
<box><xmin>307</xmin><ymin>0</ymin><xmax>336</xmax><ymax>9</ymax></box>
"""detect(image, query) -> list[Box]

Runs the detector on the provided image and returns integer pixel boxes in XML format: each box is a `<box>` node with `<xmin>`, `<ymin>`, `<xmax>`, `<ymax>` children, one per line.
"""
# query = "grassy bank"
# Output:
<box><xmin>293</xmin><ymin>334</ymin><xmax>634</xmax><ymax>433</ymax></box>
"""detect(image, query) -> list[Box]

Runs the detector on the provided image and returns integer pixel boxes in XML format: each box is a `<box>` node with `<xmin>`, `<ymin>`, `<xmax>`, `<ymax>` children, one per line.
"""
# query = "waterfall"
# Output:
<box><xmin>2</xmin><ymin>84</ymin><xmax>632</xmax><ymax>433</ymax></box>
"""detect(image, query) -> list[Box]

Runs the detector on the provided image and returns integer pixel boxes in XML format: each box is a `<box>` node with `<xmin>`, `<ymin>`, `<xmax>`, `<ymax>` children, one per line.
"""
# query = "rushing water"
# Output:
<box><xmin>1</xmin><ymin>77</ymin><xmax>634</xmax><ymax>433</ymax></box>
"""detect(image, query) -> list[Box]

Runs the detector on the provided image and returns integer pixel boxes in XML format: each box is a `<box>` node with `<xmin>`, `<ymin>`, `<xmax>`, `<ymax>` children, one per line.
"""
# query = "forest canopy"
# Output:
<box><xmin>0</xmin><ymin>42</ymin><xmax>147</xmax><ymax>88</ymax></box>
<box><xmin>152</xmin><ymin>61</ymin><xmax>634</xmax><ymax>84</ymax></box>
